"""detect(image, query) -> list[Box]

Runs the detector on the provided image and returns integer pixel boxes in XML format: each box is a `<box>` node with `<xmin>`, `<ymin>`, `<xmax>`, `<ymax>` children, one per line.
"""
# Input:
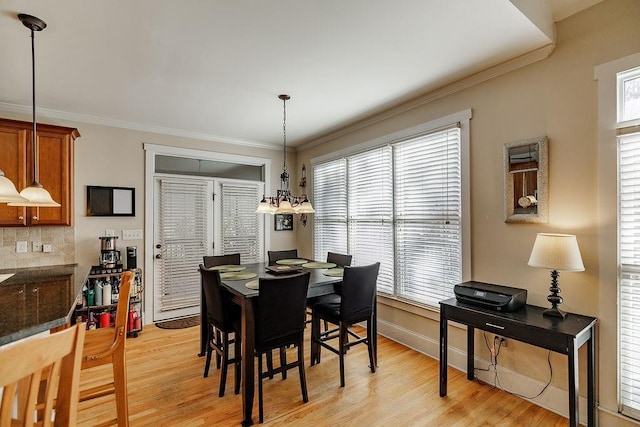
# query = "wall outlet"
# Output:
<box><xmin>16</xmin><ymin>241</ymin><xmax>28</xmax><ymax>253</ymax></box>
<box><xmin>105</xmin><ymin>229</ymin><xmax>115</xmax><ymax>237</ymax></box>
<box><xmin>493</xmin><ymin>334</ymin><xmax>507</xmax><ymax>348</ymax></box>
<box><xmin>43</xmin><ymin>244</ymin><xmax>52</xmax><ymax>253</ymax></box>
<box><xmin>122</xmin><ymin>229</ymin><xmax>143</xmax><ymax>240</ymax></box>
<box><xmin>32</xmin><ymin>241</ymin><xmax>42</xmax><ymax>252</ymax></box>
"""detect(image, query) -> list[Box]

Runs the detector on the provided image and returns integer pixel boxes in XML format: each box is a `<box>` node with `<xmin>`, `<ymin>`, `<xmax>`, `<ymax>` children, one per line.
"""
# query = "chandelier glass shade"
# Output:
<box><xmin>256</xmin><ymin>94</ymin><xmax>314</xmax><ymax>215</ymax></box>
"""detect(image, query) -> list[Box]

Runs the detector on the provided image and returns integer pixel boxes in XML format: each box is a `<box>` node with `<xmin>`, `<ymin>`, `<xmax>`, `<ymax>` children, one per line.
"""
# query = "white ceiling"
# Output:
<box><xmin>0</xmin><ymin>0</ymin><xmax>600</xmax><ymax>149</ymax></box>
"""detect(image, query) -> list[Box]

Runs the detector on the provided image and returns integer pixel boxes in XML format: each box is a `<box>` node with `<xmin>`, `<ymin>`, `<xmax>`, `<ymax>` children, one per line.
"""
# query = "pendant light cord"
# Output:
<box><xmin>29</xmin><ymin>27</ymin><xmax>39</xmax><ymax>185</ymax></box>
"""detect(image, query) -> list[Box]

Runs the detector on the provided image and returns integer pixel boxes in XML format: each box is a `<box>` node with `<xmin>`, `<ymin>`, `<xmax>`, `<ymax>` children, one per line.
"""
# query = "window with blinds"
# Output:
<box><xmin>313</xmin><ymin>124</ymin><xmax>462</xmax><ymax>307</ymax></box>
<box><xmin>220</xmin><ymin>182</ymin><xmax>263</xmax><ymax>263</ymax></box>
<box><xmin>619</xmin><ymin>131</ymin><xmax>640</xmax><ymax>418</ymax></box>
<box><xmin>157</xmin><ymin>178</ymin><xmax>208</xmax><ymax>312</ymax></box>
<box><xmin>618</xmin><ymin>67</ymin><xmax>640</xmax><ymax>419</ymax></box>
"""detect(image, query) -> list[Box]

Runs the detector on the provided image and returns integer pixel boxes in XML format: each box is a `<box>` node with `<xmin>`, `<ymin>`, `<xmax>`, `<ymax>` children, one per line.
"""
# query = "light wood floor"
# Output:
<box><xmin>77</xmin><ymin>323</ymin><xmax>567</xmax><ymax>426</ymax></box>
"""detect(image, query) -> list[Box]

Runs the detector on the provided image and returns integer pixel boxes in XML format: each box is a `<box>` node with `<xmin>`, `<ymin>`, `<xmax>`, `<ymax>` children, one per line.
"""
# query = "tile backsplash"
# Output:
<box><xmin>0</xmin><ymin>226</ymin><xmax>75</xmax><ymax>269</ymax></box>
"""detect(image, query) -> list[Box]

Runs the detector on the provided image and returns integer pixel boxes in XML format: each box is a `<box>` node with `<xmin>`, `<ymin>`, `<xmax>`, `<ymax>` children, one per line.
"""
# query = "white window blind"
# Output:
<box><xmin>221</xmin><ymin>182</ymin><xmax>263</xmax><ymax>263</ymax></box>
<box><xmin>314</xmin><ymin>159</ymin><xmax>348</xmax><ymax>260</ymax></box>
<box><xmin>348</xmin><ymin>147</ymin><xmax>394</xmax><ymax>295</ymax></box>
<box><xmin>312</xmin><ymin>123</ymin><xmax>463</xmax><ymax>308</ymax></box>
<box><xmin>158</xmin><ymin>179</ymin><xmax>208</xmax><ymax>312</ymax></box>
<box><xmin>395</xmin><ymin>128</ymin><xmax>462</xmax><ymax>306</ymax></box>
<box><xmin>619</xmin><ymin>131</ymin><xmax>640</xmax><ymax>417</ymax></box>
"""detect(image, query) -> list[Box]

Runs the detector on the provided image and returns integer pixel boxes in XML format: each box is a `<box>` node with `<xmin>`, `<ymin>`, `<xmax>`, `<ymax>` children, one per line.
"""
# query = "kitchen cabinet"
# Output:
<box><xmin>0</xmin><ymin>118</ymin><xmax>80</xmax><ymax>226</ymax></box>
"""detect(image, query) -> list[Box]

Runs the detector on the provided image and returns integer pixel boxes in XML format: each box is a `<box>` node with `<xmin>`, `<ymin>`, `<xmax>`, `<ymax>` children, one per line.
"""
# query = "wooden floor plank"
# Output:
<box><xmin>77</xmin><ymin>324</ymin><xmax>568</xmax><ymax>426</ymax></box>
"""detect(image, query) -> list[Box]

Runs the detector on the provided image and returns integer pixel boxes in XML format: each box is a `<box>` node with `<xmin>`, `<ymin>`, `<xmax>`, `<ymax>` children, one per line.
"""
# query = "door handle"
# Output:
<box><xmin>155</xmin><ymin>254</ymin><xmax>162</xmax><ymax>259</ymax></box>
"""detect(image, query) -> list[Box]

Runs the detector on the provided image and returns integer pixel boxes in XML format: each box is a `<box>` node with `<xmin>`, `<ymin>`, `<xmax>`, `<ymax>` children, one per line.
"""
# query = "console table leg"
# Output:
<box><xmin>467</xmin><ymin>326</ymin><xmax>475</xmax><ymax>380</ymax></box>
<box><xmin>439</xmin><ymin>316</ymin><xmax>448</xmax><ymax>397</ymax></box>
<box><xmin>587</xmin><ymin>333</ymin><xmax>596</xmax><ymax>426</ymax></box>
<box><xmin>568</xmin><ymin>339</ymin><xmax>579</xmax><ymax>427</ymax></box>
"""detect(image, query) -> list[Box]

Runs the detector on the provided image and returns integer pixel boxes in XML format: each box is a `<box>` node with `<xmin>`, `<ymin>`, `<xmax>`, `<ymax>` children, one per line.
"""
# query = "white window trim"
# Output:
<box><xmin>310</xmin><ymin>109</ymin><xmax>472</xmax><ymax>310</ymax></box>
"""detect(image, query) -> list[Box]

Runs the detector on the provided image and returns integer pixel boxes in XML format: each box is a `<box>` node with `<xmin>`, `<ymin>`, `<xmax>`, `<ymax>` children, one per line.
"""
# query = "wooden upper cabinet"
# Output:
<box><xmin>0</xmin><ymin>118</ymin><xmax>80</xmax><ymax>226</ymax></box>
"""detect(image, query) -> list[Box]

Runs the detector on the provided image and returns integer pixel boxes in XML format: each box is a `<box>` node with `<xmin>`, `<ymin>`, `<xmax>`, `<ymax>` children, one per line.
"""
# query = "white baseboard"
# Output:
<box><xmin>377</xmin><ymin>318</ymin><xmax>588</xmax><ymax>425</ymax></box>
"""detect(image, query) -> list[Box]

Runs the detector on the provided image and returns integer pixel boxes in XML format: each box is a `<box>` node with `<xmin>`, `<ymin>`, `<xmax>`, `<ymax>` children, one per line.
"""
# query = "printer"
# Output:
<box><xmin>454</xmin><ymin>281</ymin><xmax>527</xmax><ymax>312</ymax></box>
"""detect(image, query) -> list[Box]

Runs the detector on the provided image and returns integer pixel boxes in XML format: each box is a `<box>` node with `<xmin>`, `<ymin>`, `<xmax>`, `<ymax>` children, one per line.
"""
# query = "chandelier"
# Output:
<box><xmin>255</xmin><ymin>95</ymin><xmax>314</xmax><ymax>215</ymax></box>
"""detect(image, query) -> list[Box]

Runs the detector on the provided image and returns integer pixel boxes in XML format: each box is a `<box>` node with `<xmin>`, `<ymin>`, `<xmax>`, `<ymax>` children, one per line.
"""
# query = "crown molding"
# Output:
<box><xmin>0</xmin><ymin>102</ymin><xmax>282</xmax><ymax>151</ymax></box>
<box><xmin>297</xmin><ymin>43</ymin><xmax>556</xmax><ymax>152</ymax></box>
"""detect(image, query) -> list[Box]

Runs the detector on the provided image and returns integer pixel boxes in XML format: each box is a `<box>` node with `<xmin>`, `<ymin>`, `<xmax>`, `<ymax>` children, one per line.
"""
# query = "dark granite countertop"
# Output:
<box><xmin>0</xmin><ymin>264</ymin><xmax>89</xmax><ymax>346</ymax></box>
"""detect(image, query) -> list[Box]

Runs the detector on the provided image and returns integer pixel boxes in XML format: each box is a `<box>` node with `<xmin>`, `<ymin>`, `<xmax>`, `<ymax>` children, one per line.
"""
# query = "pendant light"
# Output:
<box><xmin>256</xmin><ymin>95</ymin><xmax>314</xmax><ymax>215</ymax></box>
<box><xmin>0</xmin><ymin>171</ymin><xmax>27</xmax><ymax>203</ymax></box>
<box><xmin>8</xmin><ymin>14</ymin><xmax>60</xmax><ymax>207</ymax></box>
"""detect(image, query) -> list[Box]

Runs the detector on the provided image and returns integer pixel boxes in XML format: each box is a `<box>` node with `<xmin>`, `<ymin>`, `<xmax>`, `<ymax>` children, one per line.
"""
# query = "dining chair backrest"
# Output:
<box><xmin>199</xmin><ymin>264</ymin><xmax>238</xmax><ymax>331</ymax></box>
<box><xmin>267</xmin><ymin>249</ymin><xmax>298</xmax><ymax>265</ymax></box>
<box><xmin>0</xmin><ymin>323</ymin><xmax>86</xmax><ymax>427</ymax></box>
<box><xmin>203</xmin><ymin>253</ymin><xmax>241</xmax><ymax>268</ymax></box>
<box><xmin>327</xmin><ymin>252</ymin><xmax>352</xmax><ymax>267</ymax></box>
<box><xmin>255</xmin><ymin>272</ymin><xmax>310</xmax><ymax>350</ymax></box>
<box><xmin>340</xmin><ymin>263</ymin><xmax>380</xmax><ymax>324</ymax></box>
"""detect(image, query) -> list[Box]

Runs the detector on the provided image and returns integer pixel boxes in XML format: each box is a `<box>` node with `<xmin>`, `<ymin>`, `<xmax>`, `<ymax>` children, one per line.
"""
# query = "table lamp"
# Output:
<box><xmin>527</xmin><ymin>233</ymin><xmax>584</xmax><ymax>318</ymax></box>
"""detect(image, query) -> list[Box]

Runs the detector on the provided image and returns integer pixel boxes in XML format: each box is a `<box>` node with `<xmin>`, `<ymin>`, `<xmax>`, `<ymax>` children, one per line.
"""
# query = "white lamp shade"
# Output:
<box><xmin>528</xmin><ymin>233</ymin><xmax>584</xmax><ymax>271</ymax></box>
<box><xmin>0</xmin><ymin>172</ymin><xmax>28</xmax><ymax>203</ymax></box>
<box><xmin>275</xmin><ymin>199</ymin><xmax>295</xmax><ymax>214</ymax></box>
<box><xmin>8</xmin><ymin>184</ymin><xmax>61</xmax><ymax>207</ymax></box>
<box><xmin>296</xmin><ymin>200</ymin><xmax>315</xmax><ymax>214</ymax></box>
<box><xmin>255</xmin><ymin>200</ymin><xmax>273</xmax><ymax>214</ymax></box>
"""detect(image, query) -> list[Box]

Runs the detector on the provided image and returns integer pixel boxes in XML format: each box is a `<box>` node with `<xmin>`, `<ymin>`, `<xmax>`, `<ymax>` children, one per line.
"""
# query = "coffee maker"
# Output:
<box><xmin>99</xmin><ymin>236</ymin><xmax>121</xmax><ymax>268</ymax></box>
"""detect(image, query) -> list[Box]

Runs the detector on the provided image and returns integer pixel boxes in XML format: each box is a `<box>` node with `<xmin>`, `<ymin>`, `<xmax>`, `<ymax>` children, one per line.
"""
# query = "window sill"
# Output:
<box><xmin>377</xmin><ymin>294</ymin><xmax>440</xmax><ymax>322</ymax></box>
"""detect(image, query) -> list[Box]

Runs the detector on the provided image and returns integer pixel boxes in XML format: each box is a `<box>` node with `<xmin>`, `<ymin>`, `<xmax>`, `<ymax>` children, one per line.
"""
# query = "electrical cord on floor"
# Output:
<box><xmin>474</xmin><ymin>331</ymin><xmax>553</xmax><ymax>400</ymax></box>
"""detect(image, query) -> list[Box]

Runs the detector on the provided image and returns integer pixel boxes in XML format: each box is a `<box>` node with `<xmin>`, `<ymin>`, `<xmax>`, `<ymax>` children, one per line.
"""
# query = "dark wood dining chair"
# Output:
<box><xmin>267</xmin><ymin>249</ymin><xmax>298</xmax><ymax>265</ymax></box>
<box><xmin>199</xmin><ymin>264</ymin><xmax>242</xmax><ymax>397</ymax></box>
<box><xmin>199</xmin><ymin>253</ymin><xmax>241</xmax><ymax>357</ymax></box>
<box><xmin>203</xmin><ymin>253</ymin><xmax>241</xmax><ymax>268</ymax></box>
<box><xmin>327</xmin><ymin>251</ymin><xmax>353</xmax><ymax>269</ymax></box>
<box><xmin>310</xmin><ymin>262</ymin><xmax>380</xmax><ymax>387</ymax></box>
<box><xmin>307</xmin><ymin>251</ymin><xmax>353</xmax><ymax>328</ymax></box>
<box><xmin>254</xmin><ymin>272</ymin><xmax>311</xmax><ymax>423</ymax></box>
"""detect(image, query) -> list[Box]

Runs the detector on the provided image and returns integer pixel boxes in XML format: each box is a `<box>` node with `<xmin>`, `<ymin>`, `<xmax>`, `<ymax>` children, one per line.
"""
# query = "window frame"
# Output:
<box><xmin>311</xmin><ymin>109</ymin><xmax>472</xmax><ymax>309</ymax></box>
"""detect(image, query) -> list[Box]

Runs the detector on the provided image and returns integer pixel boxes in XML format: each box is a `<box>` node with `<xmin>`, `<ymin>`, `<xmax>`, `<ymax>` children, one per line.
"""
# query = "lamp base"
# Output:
<box><xmin>543</xmin><ymin>307</ymin><xmax>567</xmax><ymax>318</ymax></box>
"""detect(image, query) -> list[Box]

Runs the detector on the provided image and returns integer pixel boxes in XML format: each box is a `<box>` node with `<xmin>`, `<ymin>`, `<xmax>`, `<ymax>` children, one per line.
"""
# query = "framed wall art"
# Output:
<box><xmin>274</xmin><ymin>213</ymin><xmax>293</xmax><ymax>231</ymax></box>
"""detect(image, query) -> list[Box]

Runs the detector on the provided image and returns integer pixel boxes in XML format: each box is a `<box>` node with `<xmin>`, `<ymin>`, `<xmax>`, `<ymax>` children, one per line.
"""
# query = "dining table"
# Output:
<box><xmin>199</xmin><ymin>260</ymin><xmax>359</xmax><ymax>426</ymax></box>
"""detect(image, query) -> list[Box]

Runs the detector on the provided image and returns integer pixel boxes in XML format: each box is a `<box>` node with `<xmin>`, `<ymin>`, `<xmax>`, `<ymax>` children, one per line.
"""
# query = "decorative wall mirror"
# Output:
<box><xmin>504</xmin><ymin>136</ymin><xmax>548</xmax><ymax>223</ymax></box>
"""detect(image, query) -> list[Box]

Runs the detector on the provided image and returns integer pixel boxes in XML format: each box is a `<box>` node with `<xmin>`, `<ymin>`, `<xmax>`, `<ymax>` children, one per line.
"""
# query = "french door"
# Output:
<box><xmin>153</xmin><ymin>176</ymin><xmax>213</xmax><ymax>321</ymax></box>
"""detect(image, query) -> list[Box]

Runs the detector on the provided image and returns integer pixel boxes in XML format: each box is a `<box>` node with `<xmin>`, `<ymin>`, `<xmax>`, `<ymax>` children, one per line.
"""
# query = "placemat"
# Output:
<box><xmin>323</xmin><ymin>268</ymin><xmax>344</xmax><ymax>277</ymax></box>
<box><xmin>245</xmin><ymin>280</ymin><xmax>259</xmax><ymax>290</ymax></box>
<box><xmin>302</xmin><ymin>262</ymin><xmax>337</xmax><ymax>269</ymax></box>
<box><xmin>208</xmin><ymin>265</ymin><xmax>246</xmax><ymax>272</ymax></box>
<box><xmin>220</xmin><ymin>272</ymin><xmax>258</xmax><ymax>280</ymax></box>
<box><xmin>276</xmin><ymin>258</ymin><xmax>308</xmax><ymax>265</ymax></box>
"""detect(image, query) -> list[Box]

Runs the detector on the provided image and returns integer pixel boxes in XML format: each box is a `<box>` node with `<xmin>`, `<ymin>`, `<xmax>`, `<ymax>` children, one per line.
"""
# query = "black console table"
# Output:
<box><xmin>439</xmin><ymin>293</ymin><xmax>597</xmax><ymax>427</ymax></box>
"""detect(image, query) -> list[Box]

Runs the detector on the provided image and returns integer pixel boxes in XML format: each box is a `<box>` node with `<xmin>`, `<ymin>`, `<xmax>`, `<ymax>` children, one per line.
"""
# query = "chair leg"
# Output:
<box><xmin>280</xmin><ymin>347</ymin><xmax>287</xmax><ymax>380</ymax></box>
<box><xmin>215</xmin><ymin>329</ymin><xmax>222</xmax><ymax>369</ymax></box>
<box><xmin>339</xmin><ymin>322</ymin><xmax>347</xmax><ymax>387</ymax></box>
<box><xmin>219</xmin><ymin>333</ymin><xmax>229</xmax><ymax>397</ymax></box>
<box><xmin>310</xmin><ymin>312</ymin><xmax>320</xmax><ymax>366</ymax></box>
<box><xmin>367</xmin><ymin>318</ymin><xmax>376</xmax><ymax>373</ymax></box>
<box><xmin>258</xmin><ymin>353</ymin><xmax>264</xmax><ymax>424</ymax></box>
<box><xmin>204</xmin><ymin>344</ymin><xmax>212</xmax><ymax>378</ymax></box>
<box><xmin>113</xmin><ymin>348</ymin><xmax>130</xmax><ymax>427</ymax></box>
<box><xmin>266</xmin><ymin>350</ymin><xmax>274</xmax><ymax>379</ymax></box>
<box><xmin>234</xmin><ymin>333</ymin><xmax>241</xmax><ymax>395</ymax></box>
<box><xmin>298</xmin><ymin>343</ymin><xmax>309</xmax><ymax>403</ymax></box>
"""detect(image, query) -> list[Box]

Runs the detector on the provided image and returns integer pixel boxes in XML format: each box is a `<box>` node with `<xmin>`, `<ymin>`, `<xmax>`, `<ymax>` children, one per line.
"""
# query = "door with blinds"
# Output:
<box><xmin>216</xmin><ymin>179</ymin><xmax>264</xmax><ymax>264</ymax></box>
<box><xmin>153</xmin><ymin>176</ymin><xmax>213</xmax><ymax>321</ymax></box>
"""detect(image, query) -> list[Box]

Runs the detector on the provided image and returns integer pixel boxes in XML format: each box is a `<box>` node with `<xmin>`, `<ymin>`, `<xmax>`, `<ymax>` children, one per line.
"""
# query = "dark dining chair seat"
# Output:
<box><xmin>199</xmin><ymin>264</ymin><xmax>242</xmax><ymax>397</ymax></box>
<box><xmin>310</xmin><ymin>262</ymin><xmax>380</xmax><ymax>387</ymax></box>
<box><xmin>254</xmin><ymin>272</ymin><xmax>311</xmax><ymax>423</ymax></box>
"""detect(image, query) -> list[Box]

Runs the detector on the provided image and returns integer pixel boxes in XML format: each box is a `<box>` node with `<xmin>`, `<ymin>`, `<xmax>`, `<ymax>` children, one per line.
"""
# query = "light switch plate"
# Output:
<box><xmin>43</xmin><ymin>244</ymin><xmax>52</xmax><ymax>253</ymax></box>
<box><xmin>32</xmin><ymin>241</ymin><xmax>42</xmax><ymax>252</ymax></box>
<box><xmin>105</xmin><ymin>229</ymin><xmax>115</xmax><ymax>237</ymax></box>
<box><xmin>16</xmin><ymin>241</ymin><xmax>27</xmax><ymax>253</ymax></box>
<box><xmin>122</xmin><ymin>229</ymin><xmax>143</xmax><ymax>240</ymax></box>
